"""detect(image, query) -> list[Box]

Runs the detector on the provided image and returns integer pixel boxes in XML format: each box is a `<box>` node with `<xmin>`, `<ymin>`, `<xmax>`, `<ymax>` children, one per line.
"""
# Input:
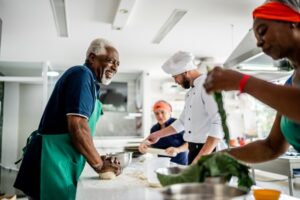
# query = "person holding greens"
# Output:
<box><xmin>204</xmin><ymin>0</ymin><xmax>300</xmax><ymax>163</ymax></box>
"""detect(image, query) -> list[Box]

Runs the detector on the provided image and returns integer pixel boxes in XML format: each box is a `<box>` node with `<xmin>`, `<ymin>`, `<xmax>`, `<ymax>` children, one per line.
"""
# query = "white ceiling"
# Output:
<box><xmin>0</xmin><ymin>0</ymin><xmax>264</xmax><ymax>77</ymax></box>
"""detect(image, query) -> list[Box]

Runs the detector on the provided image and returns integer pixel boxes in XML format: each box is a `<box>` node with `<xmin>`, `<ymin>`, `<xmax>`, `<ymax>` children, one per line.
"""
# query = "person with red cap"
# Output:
<box><xmin>139</xmin><ymin>100</ymin><xmax>188</xmax><ymax>165</ymax></box>
<box><xmin>203</xmin><ymin>0</ymin><xmax>300</xmax><ymax>162</ymax></box>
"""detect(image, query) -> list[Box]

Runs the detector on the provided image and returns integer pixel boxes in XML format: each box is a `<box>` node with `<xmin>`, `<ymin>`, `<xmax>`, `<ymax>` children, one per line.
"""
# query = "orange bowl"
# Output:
<box><xmin>253</xmin><ymin>189</ymin><xmax>281</xmax><ymax>200</ymax></box>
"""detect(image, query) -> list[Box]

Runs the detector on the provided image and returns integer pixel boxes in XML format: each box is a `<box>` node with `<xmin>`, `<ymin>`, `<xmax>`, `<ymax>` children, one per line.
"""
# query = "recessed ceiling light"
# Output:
<box><xmin>112</xmin><ymin>0</ymin><xmax>137</xmax><ymax>30</ymax></box>
<box><xmin>49</xmin><ymin>0</ymin><xmax>68</xmax><ymax>37</ymax></box>
<box><xmin>119</xmin><ymin>9</ymin><xmax>128</xmax><ymax>14</ymax></box>
<box><xmin>152</xmin><ymin>9</ymin><xmax>188</xmax><ymax>44</ymax></box>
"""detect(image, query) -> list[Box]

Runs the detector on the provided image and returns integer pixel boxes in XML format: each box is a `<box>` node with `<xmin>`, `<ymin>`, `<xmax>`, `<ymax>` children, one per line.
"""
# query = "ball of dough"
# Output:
<box><xmin>99</xmin><ymin>171</ymin><xmax>116</xmax><ymax>180</ymax></box>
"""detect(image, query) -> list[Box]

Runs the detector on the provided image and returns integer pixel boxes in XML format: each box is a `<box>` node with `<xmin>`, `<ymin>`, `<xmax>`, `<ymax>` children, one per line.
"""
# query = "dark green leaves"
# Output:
<box><xmin>214</xmin><ymin>92</ymin><xmax>230</xmax><ymax>147</ymax></box>
<box><xmin>157</xmin><ymin>152</ymin><xmax>254</xmax><ymax>191</ymax></box>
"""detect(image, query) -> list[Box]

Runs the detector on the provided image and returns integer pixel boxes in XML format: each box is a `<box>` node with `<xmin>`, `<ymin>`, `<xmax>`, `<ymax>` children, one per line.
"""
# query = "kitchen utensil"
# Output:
<box><xmin>161</xmin><ymin>182</ymin><xmax>248</xmax><ymax>200</ymax></box>
<box><xmin>107</xmin><ymin>152</ymin><xmax>133</xmax><ymax>168</ymax></box>
<box><xmin>253</xmin><ymin>189</ymin><xmax>281</xmax><ymax>200</ymax></box>
<box><xmin>156</xmin><ymin>166</ymin><xmax>186</xmax><ymax>176</ymax></box>
<box><xmin>146</xmin><ymin>147</ymin><xmax>176</xmax><ymax>157</ymax></box>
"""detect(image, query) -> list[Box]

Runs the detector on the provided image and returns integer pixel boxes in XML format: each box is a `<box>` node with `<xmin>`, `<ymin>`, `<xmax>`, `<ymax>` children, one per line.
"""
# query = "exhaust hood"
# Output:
<box><xmin>225</xmin><ymin>0</ymin><xmax>300</xmax><ymax>68</ymax></box>
<box><xmin>224</xmin><ymin>29</ymin><xmax>264</xmax><ymax>68</ymax></box>
<box><xmin>223</xmin><ymin>29</ymin><xmax>292</xmax><ymax>82</ymax></box>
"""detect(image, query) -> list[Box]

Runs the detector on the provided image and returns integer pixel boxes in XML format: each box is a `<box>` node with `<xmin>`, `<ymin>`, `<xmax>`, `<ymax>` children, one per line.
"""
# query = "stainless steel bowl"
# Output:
<box><xmin>108</xmin><ymin>152</ymin><xmax>133</xmax><ymax>168</ymax></box>
<box><xmin>161</xmin><ymin>183</ymin><xmax>248</xmax><ymax>200</ymax></box>
<box><xmin>156</xmin><ymin>166</ymin><xmax>186</xmax><ymax>176</ymax></box>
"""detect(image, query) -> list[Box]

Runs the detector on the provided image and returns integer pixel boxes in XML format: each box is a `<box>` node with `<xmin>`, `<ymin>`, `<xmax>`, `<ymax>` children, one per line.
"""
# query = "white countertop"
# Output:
<box><xmin>76</xmin><ymin>158</ymin><xmax>163</xmax><ymax>200</ymax></box>
<box><xmin>76</xmin><ymin>157</ymin><xmax>300</xmax><ymax>200</ymax></box>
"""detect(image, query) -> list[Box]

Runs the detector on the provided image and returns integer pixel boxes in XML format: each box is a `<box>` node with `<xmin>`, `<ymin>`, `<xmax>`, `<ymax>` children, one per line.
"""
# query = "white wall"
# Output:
<box><xmin>17</xmin><ymin>83</ymin><xmax>43</xmax><ymax>157</ymax></box>
<box><xmin>141</xmin><ymin>72</ymin><xmax>151</xmax><ymax>138</ymax></box>
<box><xmin>1</xmin><ymin>83</ymin><xmax>19</xmax><ymax>169</ymax></box>
<box><xmin>1</xmin><ymin>82</ymin><xmax>43</xmax><ymax>169</ymax></box>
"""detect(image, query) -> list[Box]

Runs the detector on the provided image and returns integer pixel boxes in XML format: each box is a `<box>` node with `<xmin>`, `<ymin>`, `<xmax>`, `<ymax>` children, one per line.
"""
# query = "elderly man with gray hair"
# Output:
<box><xmin>14</xmin><ymin>38</ymin><xmax>121</xmax><ymax>200</ymax></box>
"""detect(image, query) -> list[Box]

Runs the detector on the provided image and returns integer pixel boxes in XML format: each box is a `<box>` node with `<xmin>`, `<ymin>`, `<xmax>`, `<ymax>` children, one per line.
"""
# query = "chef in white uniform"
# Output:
<box><xmin>142</xmin><ymin>51</ymin><xmax>224</xmax><ymax>164</ymax></box>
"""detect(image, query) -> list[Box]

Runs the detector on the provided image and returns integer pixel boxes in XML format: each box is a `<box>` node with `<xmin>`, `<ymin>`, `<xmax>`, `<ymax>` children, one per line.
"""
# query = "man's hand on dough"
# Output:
<box><xmin>100</xmin><ymin>155</ymin><xmax>122</xmax><ymax>176</ymax></box>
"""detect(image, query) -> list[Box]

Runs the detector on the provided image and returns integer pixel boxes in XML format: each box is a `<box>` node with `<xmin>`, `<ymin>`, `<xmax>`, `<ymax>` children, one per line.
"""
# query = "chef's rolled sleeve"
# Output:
<box><xmin>171</xmin><ymin>119</ymin><xmax>185</xmax><ymax>133</ymax></box>
<box><xmin>171</xmin><ymin>111</ymin><xmax>185</xmax><ymax>133</ymax></box>
<box><xmin>208</xmin><ymin>113</ymin><xmax>224</xmax><ymax>139</ymax></box>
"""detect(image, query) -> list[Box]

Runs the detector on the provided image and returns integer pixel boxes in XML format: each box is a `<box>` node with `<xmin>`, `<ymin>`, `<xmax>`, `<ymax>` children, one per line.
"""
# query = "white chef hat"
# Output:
<box><xmin>162</xmin><ymin>51</ymin><xmax>197</xmax><ymax>76</ymax></box>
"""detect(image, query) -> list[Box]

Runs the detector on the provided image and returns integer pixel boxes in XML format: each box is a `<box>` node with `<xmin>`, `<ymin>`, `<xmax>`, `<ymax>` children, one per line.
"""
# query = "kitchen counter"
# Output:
<box><xmin>76</xmin><ymin>158</ymin><xmax>164</xmax><ymax>200</ymax></box>
<box><xmin>250</xmin><ymin>156</ymin><xmax>300</xmax><ymax>196</ymax></box>
<box><xmin>76</xmin><ymin>157</ymin><xmax>299</xmax><ymax>200</ymax></box>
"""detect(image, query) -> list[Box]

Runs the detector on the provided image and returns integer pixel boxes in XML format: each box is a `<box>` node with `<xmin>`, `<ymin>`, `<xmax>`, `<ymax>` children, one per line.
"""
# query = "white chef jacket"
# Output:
<box><xmin>171</xmin><ymin>74</ymin><xmax>224</xmax><ymax>143</ymax></box>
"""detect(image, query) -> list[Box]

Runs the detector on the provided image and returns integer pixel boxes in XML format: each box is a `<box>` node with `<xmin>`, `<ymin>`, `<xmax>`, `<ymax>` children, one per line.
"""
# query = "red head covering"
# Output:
<box><xmin>253</xmin><ymin>1</ymin><xmax>300</xmax><ymax>22</ymax></box>
<box><xmin>153</xmin><ymin>101</ymin><xmax>172</xmax><ymax>113</ymax></box>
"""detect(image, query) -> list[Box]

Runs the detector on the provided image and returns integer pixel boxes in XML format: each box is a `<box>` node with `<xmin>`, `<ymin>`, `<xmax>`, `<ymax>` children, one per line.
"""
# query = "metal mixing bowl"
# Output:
<box><xmin>108</xmin><ymin>152</ymin><xmax>133</xmax><ymax>168</ymax></box>
<box><xmin>161</xmin><ymin>182</ymin><xmax>248</xmax><ymax>200</ymax></box>
<box><xmin>156</xmin><ymin>166</ymin><xmax>186</xmax><ymax>176</ymax></box>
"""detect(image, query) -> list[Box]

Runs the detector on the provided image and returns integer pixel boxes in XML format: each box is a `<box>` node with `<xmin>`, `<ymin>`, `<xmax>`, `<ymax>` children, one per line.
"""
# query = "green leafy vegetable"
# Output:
<box><xmin>214</xmin><ymin>92</ymin><xmax>230</xmax><ymax>147</ymax></box>
<box><xmin>206</xmin><ymin>66</ymin><xmax>230</xmax><ymax>147</ymax></box>
<box><xmin>157</xmin><ymin>152</ymin><xmax>254</xmax><ymax>191</ymax></box>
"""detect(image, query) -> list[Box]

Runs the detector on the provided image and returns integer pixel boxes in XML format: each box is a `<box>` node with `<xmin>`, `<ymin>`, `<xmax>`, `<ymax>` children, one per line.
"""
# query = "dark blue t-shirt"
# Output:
<box><xmin>151</xmin><ymin>118</ymin><xmax>188</xmax><ymax>165</ymax></box>
<box><xmin>38</xmin><ymin>64</ymin><xmax>100</xmax><ymax>134</ymax></box>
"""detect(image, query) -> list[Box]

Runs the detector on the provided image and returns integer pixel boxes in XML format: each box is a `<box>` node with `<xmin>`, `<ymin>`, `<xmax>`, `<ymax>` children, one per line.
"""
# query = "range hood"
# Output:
<box><xmin>225</xmin><ymin>0</ymin><xmax>300</xmax><ymax>68</ymax></box>
<box><xmin>223</xmin><ymin>29</ymin><xmax>292</xmax><ymax>82</ymax></box>
<box><xmin>224</xmin><ymin>29</ymin><xmax>262</xmax><ymax>68</ymax></box>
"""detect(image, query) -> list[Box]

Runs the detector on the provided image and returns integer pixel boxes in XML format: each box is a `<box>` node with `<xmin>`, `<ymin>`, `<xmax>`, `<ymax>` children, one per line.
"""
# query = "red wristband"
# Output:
<box><xmin>239</xmin><ymin>75</ymin><xmax>250</xmax><ymax>93</ymax></box>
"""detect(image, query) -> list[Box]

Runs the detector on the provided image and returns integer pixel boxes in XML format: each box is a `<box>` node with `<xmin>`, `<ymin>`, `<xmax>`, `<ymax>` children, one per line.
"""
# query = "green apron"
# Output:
<box><xmin>280</xmin><ymin>79</ymin><xmax>300</xmax><ymax>152</ymax></box>
<box><xmin>40</xmin><ymin>100</ymin><xmax>102</xmax><ymax>200</ymax></box>
<box><xmin>281</xmin><ymin>116</ymin><xmax>300</xmax><ymax>152</ymax></box>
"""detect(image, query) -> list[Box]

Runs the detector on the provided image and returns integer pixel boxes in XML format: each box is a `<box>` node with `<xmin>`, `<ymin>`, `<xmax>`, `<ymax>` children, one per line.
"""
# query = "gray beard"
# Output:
<box><xmin>101</xmin><ymin>76</ymin><xmax>112</xmax><ymax>85</ymax></box>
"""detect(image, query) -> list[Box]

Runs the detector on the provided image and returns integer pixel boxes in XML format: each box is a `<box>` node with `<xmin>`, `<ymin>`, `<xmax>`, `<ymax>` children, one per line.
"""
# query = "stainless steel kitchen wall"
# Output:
<box><xmin>95</xmin><ymin>78</ymin><xmax>143</xmax><ymax>138</ymax></box>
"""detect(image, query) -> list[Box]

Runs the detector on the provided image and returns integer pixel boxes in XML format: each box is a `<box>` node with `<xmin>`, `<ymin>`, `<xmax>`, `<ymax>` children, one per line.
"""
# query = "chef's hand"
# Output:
<box><xmin>203</xmin><ymin>67</ymin><xmax>243</xmax><ymax>93</ymax></box>
<box><xmin>165</xmin><ymin>147</ymin><xmax>179</xmax><ymax>157</ymax></box>
<box><xmin>99</xmin><ymin>155</ymin><xmax>122</xmax><ymax>176</ymax></box>
<box><xmin>138</xmin><ymin>141</ymin><xmax>149</xmax><ymax>154</ymax></box>
<box><xmin>191</xmin><ymin>156</ymin><xmax>200</xmax><ymax>165</ymax></box>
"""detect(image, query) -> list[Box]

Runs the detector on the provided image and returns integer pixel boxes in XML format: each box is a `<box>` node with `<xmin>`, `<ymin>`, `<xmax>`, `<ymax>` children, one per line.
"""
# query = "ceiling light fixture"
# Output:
<box><xmin>47</xmin><ymin>71</ymin><xmax>60</xmax><ymax>77</ymax></box>
<box><xmin>152</xmin><ymin>9</ymin><xmax>187</xmax><ymax>44</ymax></box>
<box><xmin>112</xmin><ymin>0</ymin><xmax>137</xmax><ymax>30</ymax></box>
<box><xmin>49</xmin><ymin>0</ymin><xmax>69</xmax><ymax>37</ymax></box>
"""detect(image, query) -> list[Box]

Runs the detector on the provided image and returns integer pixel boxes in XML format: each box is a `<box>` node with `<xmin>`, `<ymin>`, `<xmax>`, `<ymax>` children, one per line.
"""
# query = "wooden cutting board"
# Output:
<box><xmin>145</xmin><ymin>147</ymin><xmax>176</xmax><ymax>157</ymax></box>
